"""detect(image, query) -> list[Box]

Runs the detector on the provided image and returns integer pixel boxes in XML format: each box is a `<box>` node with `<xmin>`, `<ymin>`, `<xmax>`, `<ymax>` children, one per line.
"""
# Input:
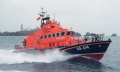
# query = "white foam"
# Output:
<box><xmin>0</xmin><ymin>70</ymin><xmax>27</xmax><ymax>72</ymax></box>
<box><xmin>0</xmin><ymin>49</ymin><xmax>75</xmax><ymax>64</ymax></box>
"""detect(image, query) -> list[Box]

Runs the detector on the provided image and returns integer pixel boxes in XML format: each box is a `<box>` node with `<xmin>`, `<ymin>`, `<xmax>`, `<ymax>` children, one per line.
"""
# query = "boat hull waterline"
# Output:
<box><xmin>14</xmin><ymin>40</ymin><xmax>111</xmax><ymax>61</ymax></box>
<box><xmin>59</xmin><ymin>40</ymin><xmax>111</xmax><ymax>61</ymax></box>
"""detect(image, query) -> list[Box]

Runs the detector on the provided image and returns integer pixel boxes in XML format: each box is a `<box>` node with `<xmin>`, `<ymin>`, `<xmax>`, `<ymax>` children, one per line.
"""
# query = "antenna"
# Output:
<box><xmin>54</xmin><ymin>13</ymin><xmax>55</xmax><ymax>21</ymax></box>
<box><xmin>41</xmin><ymin>7</ymin><xmax>44</xmax><ymax>18</ymax></box>
<box><xmin>46</xmin><ymin>10</ymin><xmax>47</xmax><ymax>16</ymax></box>
<box><xmin>41</xmin><ymin>7</ymin><xmax>43</xmax><ymax>13</ymax></box>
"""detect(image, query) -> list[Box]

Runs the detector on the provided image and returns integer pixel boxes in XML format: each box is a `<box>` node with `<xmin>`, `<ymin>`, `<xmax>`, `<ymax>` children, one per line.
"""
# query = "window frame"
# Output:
<box><xmin>48</xmin><ymin>34</ymin><xmax>51</xmax><ymax>38</ymax></box>
<box><xmin>44</xmin><ymin>35</ymin><xmax>47</xmax><ymax>38</ymax></box>
<box><xmin>40</xmin><ymin>35</ymin><xmax>43</xmax><ymax>39</ymax></box>
<box><xmin>61</xmin><ymin>32</ymin><xmax>65</xmax><ymax>36</ymax></box>
<box><xmin>52</xmin><ymin>34</ymin><xmax>55</xmax><ymax>37</ymax></box>
<box><xmin>67</xmin><ymin>31</ymin><xmax>71</xmax><ymax>35</ymax></box>
<box><xmin>56</xmin><ymin>33</ymin><xmax>60</xmax><ymax>37</ymax></box>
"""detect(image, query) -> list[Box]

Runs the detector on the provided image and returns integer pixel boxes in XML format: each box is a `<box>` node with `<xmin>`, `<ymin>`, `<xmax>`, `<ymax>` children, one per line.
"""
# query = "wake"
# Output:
<box><xmin>0</xmin><ymin>49</ymin><xmax>76</xmax><ymax>64</ymax></box>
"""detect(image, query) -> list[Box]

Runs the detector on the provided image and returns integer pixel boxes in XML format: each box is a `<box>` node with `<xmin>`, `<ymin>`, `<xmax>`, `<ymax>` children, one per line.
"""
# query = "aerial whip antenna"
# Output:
<box><xmin>54</xmin><ymin>13</ymin><xmax>55</xmax><ymax>21</ymax></box>
<box><xmin>46</xmin><ymin>10</ymin><xmax>47</xmax><ymax>17</ymax></box>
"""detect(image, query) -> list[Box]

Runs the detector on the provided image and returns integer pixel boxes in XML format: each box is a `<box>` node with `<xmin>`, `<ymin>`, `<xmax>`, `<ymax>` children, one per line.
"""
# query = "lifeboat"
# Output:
<box><xmin>14</xmin><ymin>8</ymin><xmax>112</xmax><ymax>61</ymax></box>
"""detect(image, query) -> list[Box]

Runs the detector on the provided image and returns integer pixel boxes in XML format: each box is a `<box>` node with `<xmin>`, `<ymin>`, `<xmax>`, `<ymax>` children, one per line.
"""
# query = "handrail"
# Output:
<box><xmin>26</xmin><ymin>38</ymin><xmax>93</xmax><ymax>49</ymax></box>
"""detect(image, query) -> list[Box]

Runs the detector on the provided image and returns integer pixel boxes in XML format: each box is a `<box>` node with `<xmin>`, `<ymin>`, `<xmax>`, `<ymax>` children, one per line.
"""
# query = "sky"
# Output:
<box><xmin>0</xmin><ymin>0</ymin><xmax>120</xmax><ymax>36</ymax></box>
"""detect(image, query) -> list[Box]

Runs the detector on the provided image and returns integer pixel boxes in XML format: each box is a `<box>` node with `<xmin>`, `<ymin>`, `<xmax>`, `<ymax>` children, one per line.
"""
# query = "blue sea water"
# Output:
<box><xmin>0</xmin><ymin>36</ymin><xmax>120</xmax><ymax>72</ymax></box>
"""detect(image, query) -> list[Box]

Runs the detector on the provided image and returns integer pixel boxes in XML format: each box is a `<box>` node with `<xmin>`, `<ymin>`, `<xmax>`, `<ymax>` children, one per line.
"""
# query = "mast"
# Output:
<box><xmin>41</xmin><ymin>7</ymin><xmax>44</xmax><ymax>28</ymax></box>
<box><xmin>38</xmin><ymin>7</ymin><xmax>46</xmax><ymax>36</ymax></box>
<box><xmin>38</xmin><ymin>7</ymin><xmax>46</xmax><ymax>28</ymax></box>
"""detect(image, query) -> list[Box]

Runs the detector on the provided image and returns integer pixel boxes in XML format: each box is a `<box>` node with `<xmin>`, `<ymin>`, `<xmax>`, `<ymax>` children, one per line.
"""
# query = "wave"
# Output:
<box><xmin>0</xmin><ymin>49</ymin><xmax>76</xmax><ymax>64</ymax></box>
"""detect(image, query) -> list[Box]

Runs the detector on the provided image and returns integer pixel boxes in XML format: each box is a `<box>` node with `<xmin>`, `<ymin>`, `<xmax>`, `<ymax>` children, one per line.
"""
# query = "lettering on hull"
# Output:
<box><xmin>76</xmin><ymin>45</ymin><xmax>89</xmax><ymax>51</ymax></box>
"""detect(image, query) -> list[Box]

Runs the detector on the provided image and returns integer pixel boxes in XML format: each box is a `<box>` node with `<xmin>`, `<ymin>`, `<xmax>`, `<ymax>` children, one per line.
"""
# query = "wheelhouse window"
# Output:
<box><xmin>52</xmin><ymin>34</ymin><xmax>55</xmax><ymax>37</ymax></box>
<box><xmin>44</xmin><ymin>35</ymin><xmax>47</xmax><ymax>38</ymax></box>
<box><xmin>48</xmin><ymin>34</ymin><xmax>51</xmax><ymax>38</ymax></box>
<box><xmin>61</xmin><ymin>32</ymin><xmax>65</xmax><ymax>36</ymax></box>
<box><xmin>51</xmin><ymin>26</ymin><xmax>55</xmax><ymax>28</ymax></box>
<box><xmin>67</xmin><ymin>31</ymin><xmax>71</xmax><ymax>35</ymax></box>
<box><xmin>57</xmin><ymin>33</ymin><xmax>60</xmax><ymax>36</ymax></box>
<box><xmin>40</xmin><ymin>36</ymin><xmax>43</xmax><ymax>39</ymax></box>
<box><xmin>72</xmin><ymin>31</ymin><xmax>75</xmax><ymax>35</ymax></box>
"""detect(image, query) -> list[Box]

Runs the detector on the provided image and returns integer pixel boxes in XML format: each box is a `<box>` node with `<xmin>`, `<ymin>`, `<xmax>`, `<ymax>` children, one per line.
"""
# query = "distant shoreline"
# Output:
<box><xmin>0</xmin><ymin>33</ymin><xmax>32</xmax><ymax>36</ymax></box>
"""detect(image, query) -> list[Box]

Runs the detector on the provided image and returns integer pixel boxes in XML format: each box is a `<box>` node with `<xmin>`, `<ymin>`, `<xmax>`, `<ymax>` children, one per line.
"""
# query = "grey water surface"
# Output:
<box><xmin>0</xmin><ymin>36</ymin><xmax>120</xmax><ymax>72</ymax></box>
